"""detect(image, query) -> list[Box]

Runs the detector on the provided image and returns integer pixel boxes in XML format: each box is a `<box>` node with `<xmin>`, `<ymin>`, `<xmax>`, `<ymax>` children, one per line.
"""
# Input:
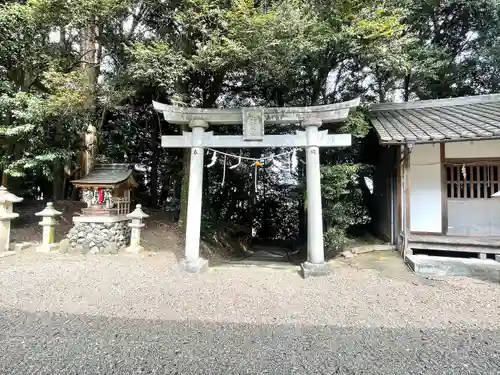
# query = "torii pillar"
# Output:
<box><xmin>182</xmin><ymin>119</ymin><xmax>209</xmax><ymax>273</ymax></box>
<box><xmin>301</xmin><ymin>117</ymin><xmax>329</xmax><ymax>277</ymax></box>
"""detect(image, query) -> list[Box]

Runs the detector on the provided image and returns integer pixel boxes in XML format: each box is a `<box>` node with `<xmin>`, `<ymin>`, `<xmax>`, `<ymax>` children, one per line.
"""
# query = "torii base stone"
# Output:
<box><xmin>300</xmin><ymin>262</ymin><xmax>332</xmax><ymax>277</ymax></box>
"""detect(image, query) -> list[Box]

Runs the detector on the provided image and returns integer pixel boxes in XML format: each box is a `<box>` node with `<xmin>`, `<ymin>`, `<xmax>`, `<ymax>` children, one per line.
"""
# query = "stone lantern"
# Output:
<box><xmin>0</xmin><ymin>186</ymin><xmax>23</xmax><ymax>255</ymax></box>
<box><xmin>126</xmin><ymin>204</ymin><xmax>149</xmax><ymax>254</ymax></box>
<box><xmin>35</xmin><ymin>202</ymin><xmax>62</xmax><ymax>252</ymax></box>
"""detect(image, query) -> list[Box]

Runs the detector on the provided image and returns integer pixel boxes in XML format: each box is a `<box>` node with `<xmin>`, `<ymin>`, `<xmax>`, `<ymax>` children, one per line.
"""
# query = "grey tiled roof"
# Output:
<box><xmin>370</xmin><ymin>94</ymin><xmax>500</xmax><ymax>144</ymax></box>
<box><xmin>71</xmin><ymin>164</ymin><xmax>134</xmax><ymax>186</ymax></box>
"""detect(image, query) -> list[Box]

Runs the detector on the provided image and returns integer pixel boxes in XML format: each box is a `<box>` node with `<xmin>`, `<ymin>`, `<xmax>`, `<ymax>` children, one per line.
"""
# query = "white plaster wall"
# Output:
<box><xmin>446</xmin><ymin>139</ymin><xmax>500</xmax><ymax>159</ymax></box>
<box><xmin>410</xmin><ymin>144</ymin><xmax>442</xmax><ymax>232</ymax></box>
<box><xmin>446</xmin><ymin>139</ymin><xmax>500</xmax><ymax>236</ymax></box>
<box><xmin>448</xmin><ymin>199</ymin><xmax>500</xmax><ymax>236</ymax></box>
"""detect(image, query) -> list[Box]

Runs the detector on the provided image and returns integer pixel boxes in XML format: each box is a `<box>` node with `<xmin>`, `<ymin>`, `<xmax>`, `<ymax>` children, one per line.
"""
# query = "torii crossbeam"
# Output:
<box><xmin>161</xmin><ymin>130</ymin><xmax>352</xmax><ymax>149</ymax></box>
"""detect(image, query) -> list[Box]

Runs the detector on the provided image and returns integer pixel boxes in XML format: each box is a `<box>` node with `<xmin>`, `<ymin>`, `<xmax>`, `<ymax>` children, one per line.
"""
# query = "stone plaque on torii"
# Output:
<box><xmin>154</xmin><ymin>99</ymin><xmax>360</xmax><ymax>277</ymax></box>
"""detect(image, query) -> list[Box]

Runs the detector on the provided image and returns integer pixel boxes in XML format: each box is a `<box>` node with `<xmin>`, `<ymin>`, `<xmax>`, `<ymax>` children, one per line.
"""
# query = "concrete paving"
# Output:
<box><xmin>1</xmin><ymin>307</ymin><xmax>500</xmax><ymax>375</ymax></box>
<box><xmin>1</xmin><ymin>250</ymin><xmax>500</xmax><ymax>374</ymax></box>
<box><xmin>407</xmin><ymin>254</ymin><xmax>500</xmax><ymax>282</ymax></box>
<box><xmin>214</xmin><ymin>246</ymin><xmax>301</xmax><ymax>269</ymax></box>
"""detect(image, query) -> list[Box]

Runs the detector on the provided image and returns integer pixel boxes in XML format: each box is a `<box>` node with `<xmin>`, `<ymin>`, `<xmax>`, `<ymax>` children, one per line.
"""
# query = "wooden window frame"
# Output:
<box><xmin>445</xmin><ymin>158</ymin><xmax>500</xmax><ymax>200</ymax></box>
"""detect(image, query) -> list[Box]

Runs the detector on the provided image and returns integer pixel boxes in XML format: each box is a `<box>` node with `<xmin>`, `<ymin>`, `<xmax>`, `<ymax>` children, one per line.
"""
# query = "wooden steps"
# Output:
<box><xmin>409</xmin><ymin>234</ymin><xmax>500</xmax><ymax>259</ymax></box>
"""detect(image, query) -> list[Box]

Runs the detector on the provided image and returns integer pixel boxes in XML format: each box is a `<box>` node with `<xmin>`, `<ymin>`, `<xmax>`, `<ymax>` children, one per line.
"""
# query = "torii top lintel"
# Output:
<box><xmin>152</xmin><ymin>98</ymin><xmax>360</xmax><ymax>125</ymax></box>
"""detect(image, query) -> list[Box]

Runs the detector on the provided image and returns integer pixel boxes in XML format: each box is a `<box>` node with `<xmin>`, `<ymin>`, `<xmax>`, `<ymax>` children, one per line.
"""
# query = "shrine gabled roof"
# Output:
<box><xmin>369</xmin><ymin>94</ymin><xmax>500</xmax><ymax>145</ymax></box>
<box><xmin>71</xmin><ymin>164</ymin><xmax>135</xmax><ymax>187</ymax></box>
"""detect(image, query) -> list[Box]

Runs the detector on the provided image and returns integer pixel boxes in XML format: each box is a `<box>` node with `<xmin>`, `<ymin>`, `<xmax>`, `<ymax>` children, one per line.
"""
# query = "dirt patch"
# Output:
<box><xmin>9</xmin><ymin>201</ymin><xmax>244</xmax><ymax>262</ymax></box>
<box><xmin>330</xmin><ymin>250</ymin><xmax>445</xmax><ymax>286</ymax></box>
<box><xmin>10</xmin><ymin>200</ymin><xmax>82</xmax><ymax>245</ymax></box>
<box><xmin>140</xmin><ymin>211</ymin><xmax>183</xmax><ymax>258</ymax></box>
<box><xmin>10</xmin><ymin>201</ymin><xmax>181</xmax><ymax>255</ymax></box>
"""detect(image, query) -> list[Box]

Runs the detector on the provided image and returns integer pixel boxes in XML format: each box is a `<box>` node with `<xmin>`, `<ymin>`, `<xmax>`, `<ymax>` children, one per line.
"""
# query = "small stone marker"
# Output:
<box><xmin>35</xmin><ymin>202</ymin><xmax>62</xmax><ymax>253</ymax></box>
<box><xmin>0</xmin><ymin>186</ymin><xmax>23</xmax><ymax>256</ymax></box>
<box><xmin>59</xmin><ymin>238</ymin><xmax>71</xmax><ymax>253</ymax></box>
<box><xmin>125</xmin><ymin>204</ymin><xmax>148</xmax><ymax>254</ymax></box>
<box><xmin>242</xmin><ymin>108</ymin><xmax>264</xmax><ymax>141</ymax></box>
<box><xmin>341</xmin><ymin>250</ymin><xmax>355</xmax><ymax>259</ymax></box>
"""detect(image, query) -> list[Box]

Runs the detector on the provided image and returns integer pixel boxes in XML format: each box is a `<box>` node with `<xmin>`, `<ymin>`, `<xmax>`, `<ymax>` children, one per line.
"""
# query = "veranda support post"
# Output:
<box><xmin>401</xmin><ymin>144</ymin><xmax>412</xmax><ymax>258</ymax></box>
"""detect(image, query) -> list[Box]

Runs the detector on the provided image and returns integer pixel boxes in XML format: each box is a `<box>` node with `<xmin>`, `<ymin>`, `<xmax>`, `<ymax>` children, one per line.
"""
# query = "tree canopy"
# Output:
<box><xmin>1</xmin><ymin>0</ymin><xmax>499</xmax><ymax>249</ymax></box>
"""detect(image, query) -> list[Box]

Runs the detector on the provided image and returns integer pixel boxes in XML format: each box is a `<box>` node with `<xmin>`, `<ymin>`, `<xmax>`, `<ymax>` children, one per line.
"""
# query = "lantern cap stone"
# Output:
<box><xmin>35</xmin><ymin>202</ymin><xmax>62</xmax><ymax>217</ymax></box>
<box><xmin>492</xmin><ymin>191</ymin><xmax>500</xmax><ymax>197</ymax></box>
<box><xmin>0</xmin><ymin>186</ymin><xmax>23</xmax><ymax>203</ymax></box>
<box><xmin>127</xmin><ymin>204</ymin><xmax>149</xmax><ymax>220</ymax></box>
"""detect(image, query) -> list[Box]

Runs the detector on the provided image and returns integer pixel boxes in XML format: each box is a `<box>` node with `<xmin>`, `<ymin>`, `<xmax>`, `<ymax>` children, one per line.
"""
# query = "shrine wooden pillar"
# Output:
<box><xmin>402</xmin><ymin>144</ymin><xmax>413</xmax><ymax>257</ymax></box>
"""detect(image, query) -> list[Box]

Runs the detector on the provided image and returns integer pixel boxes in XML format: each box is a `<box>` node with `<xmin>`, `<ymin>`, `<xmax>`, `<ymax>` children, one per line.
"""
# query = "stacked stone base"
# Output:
<box><xmin>67</xmin><ymin>218</ymin><xmax>131</xmax><ymax>254</ymax></box>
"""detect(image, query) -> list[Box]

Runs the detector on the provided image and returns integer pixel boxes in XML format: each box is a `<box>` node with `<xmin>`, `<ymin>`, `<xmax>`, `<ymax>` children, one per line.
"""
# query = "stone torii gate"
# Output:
<box><xmin>154</xmin><ymin>99</ymin><xmax>360</xmax><ymax>277</ymax></box>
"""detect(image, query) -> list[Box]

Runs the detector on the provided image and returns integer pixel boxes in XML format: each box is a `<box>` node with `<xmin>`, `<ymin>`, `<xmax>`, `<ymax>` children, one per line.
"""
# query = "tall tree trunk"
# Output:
<box><xmin>249</xmin><ymin>148</ymin><xmax>260</xmax><ymax>236</ymax></box>
<box><xmin>150</xmin><ymin>117</ymin><xmax>159</xmax><ymax>208</ymax></box>
<box><xmin>177</xmin><ymin>72</ymin><xmax>225</xmax><ymax>231</ymax></box>
<box><xmin>52</xmin><ymin>27</ymin><xmax>66</xmax><ymax>200</ymax></box>
<box><xmin>2</xmin><ymin>108</ymin><xmax>12</xmax><ymax>188</ymax></box>
<box><xmin>80</xmin><ymin>23</ymin><xmax>99</xmax><ymax>178</ymax></box>
<box><xmin>298</xmin><ymin>154</ymin><xmax>306</xmax><ymax>242</ymax></box>
<box><xmin>52</xmin><ymin>163</ymin><xmax>64</xmax><ymax>200</ymax></box>
<box><xmin>174</xmin><ymin>78</ymin><xmax>190</xmax><ymax>230</ymax></box>
<box><xmin>178</xmin><ymin>124</ymin><xmax>191</xmax><ymax>230</ymax></box>
<box><xmin>403</xmin><ymin>73</ymin><xmax>411</xmax><ymax>102</ymax></box>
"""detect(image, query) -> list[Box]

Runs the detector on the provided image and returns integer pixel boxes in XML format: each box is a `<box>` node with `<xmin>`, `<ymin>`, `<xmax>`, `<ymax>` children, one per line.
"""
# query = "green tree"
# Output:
<box><xmin>3</xmin><ymin>0</ymin><xmax>500</xmax><ymax>252</ymax></box>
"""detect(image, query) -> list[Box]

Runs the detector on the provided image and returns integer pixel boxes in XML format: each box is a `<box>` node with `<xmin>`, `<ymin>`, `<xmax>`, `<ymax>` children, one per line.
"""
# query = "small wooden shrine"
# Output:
<box><xmin>71</xmin><ymin>164</ymin><xmax>137</xmax><ymax>216</ymax></box>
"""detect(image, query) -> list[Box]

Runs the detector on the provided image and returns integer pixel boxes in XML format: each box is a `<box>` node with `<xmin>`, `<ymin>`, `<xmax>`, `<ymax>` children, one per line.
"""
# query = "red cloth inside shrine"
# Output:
<box><xmin>97</xmin><ymin>188</ymin><xmax>104</xmax><ymax>205</ymax></box>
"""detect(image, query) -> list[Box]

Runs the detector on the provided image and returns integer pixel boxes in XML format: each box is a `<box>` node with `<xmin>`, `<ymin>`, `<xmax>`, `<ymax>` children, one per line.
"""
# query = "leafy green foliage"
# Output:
<box><xmin>126</xmin><ymin>42</ymin><xmax>189</xmax><ymax>89</ymax></box>
<box><xmin>321</xmin><ymin>163</ymin><xmax>370</xmax><ymax>253</ymax></box>
<box><xmin>1</xmin><ymin>0</ymin><xmax>500</xmax><ymax>246</ymax></box>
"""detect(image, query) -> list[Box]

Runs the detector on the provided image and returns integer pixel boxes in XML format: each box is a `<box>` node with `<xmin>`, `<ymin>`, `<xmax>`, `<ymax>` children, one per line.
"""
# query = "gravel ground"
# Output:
<box><xmin>1</xmin><ymin>250</ymin><xmax>500</xmax><ymax>374</ymax></box>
